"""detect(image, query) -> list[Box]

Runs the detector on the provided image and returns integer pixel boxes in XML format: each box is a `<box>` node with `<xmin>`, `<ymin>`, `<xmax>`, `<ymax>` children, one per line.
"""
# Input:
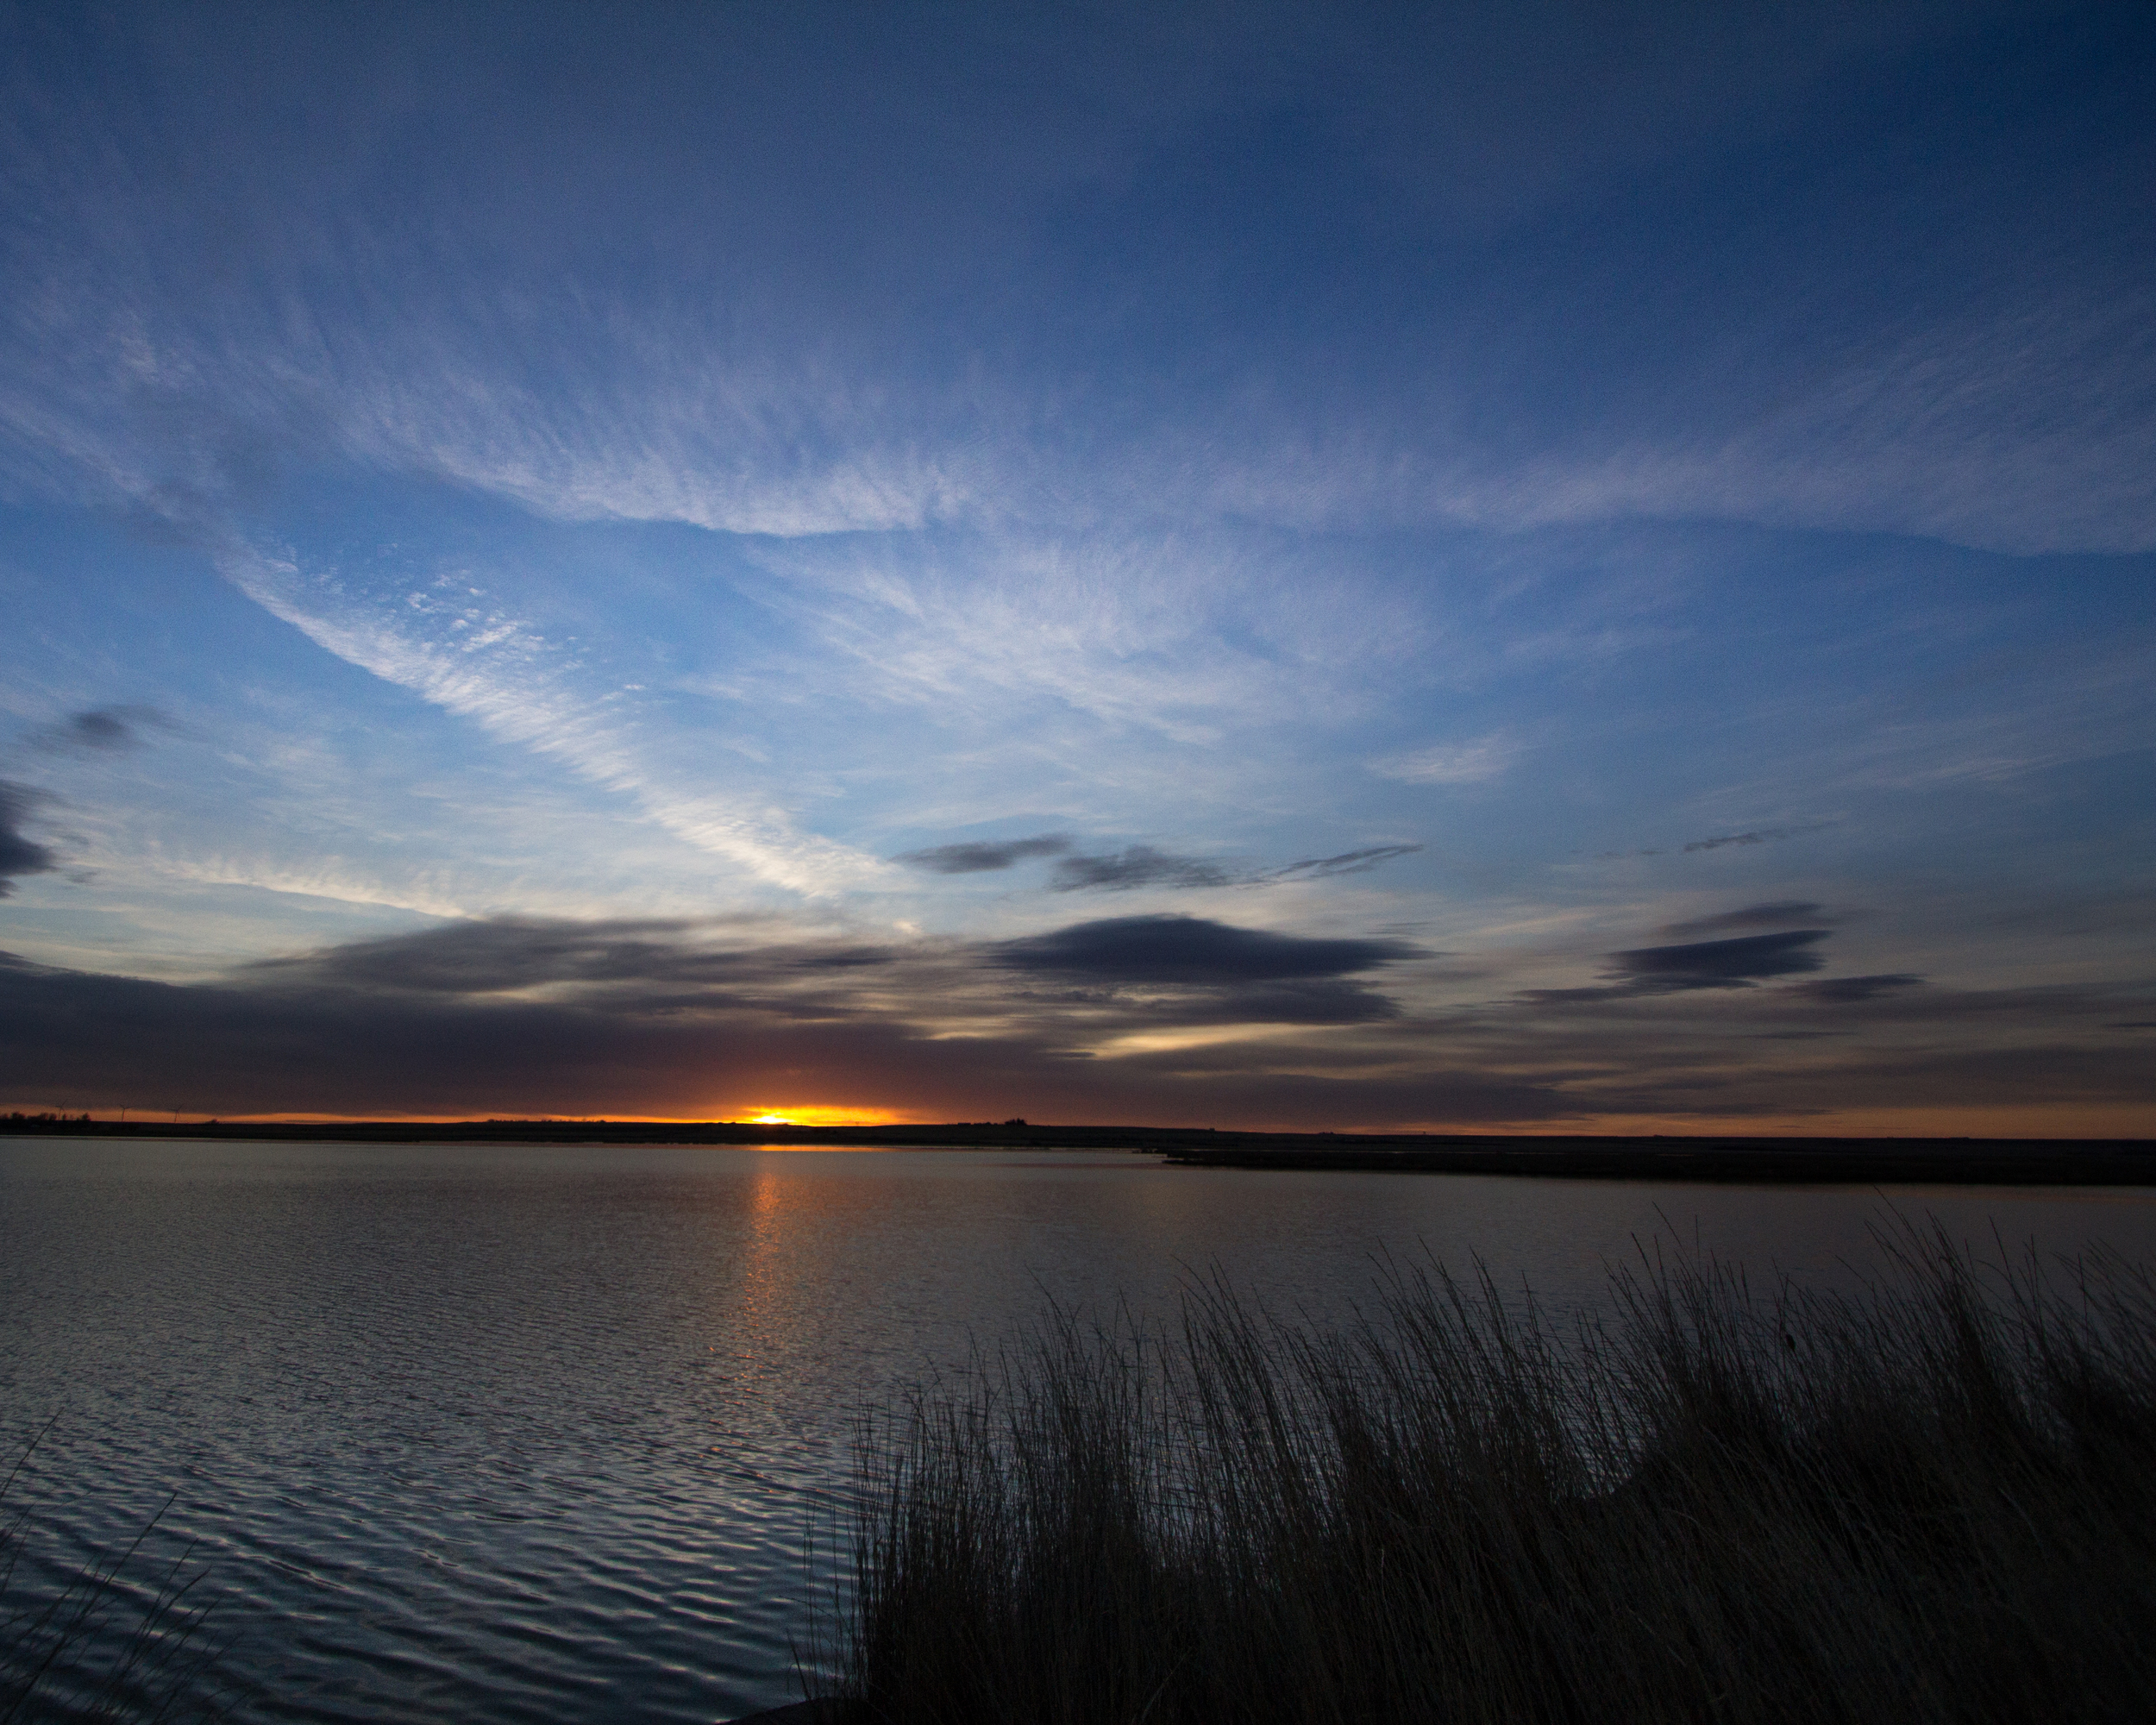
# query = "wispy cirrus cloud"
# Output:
<box><xmin>1369</xmin><ymin>736</ymin><xmax>1518</xmax><ymax>786</ymax></box>
<box><xmin>1482</xmin><ymin>284</ymin><xmax>2156</xmax><ymax>557</ymax></box>
<box><xmin>8</xmin><ymin>1</ymin><xmax>2155</xmax><ymax>570</ymax></box>
<box><xmin>1681</xmin><ymin>825</ymin><xmax>1833</xmax><ymax>854</ymax></box>
<box><xmin>1596</xmin><ymin>825</ymin><xmax>1836</xmax><ymax>862</ymax></box>
<box><xmin>1270</xmin><ymin>844</ymin><xmax>1423</xmax><ymax>882</ymax></box>
<box><xmin>215</xmin><ymin>542</ymin><xmax>881</xmax><ymax>896</ymax></box>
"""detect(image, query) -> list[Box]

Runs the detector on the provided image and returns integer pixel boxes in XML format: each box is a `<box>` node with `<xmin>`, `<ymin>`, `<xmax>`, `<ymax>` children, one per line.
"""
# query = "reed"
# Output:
<box><xmin>824</xmin><ymin>1225</ymin><xmax>2156</xmax><ymax>1723</ymax></box>
<box><xmin>0</xmin><ymin>1431</ymin><xmax>228</xmax><ymax>1725</ymax></box>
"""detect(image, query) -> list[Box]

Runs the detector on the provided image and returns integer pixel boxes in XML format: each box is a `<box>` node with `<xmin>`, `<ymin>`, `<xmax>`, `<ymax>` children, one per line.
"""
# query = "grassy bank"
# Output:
<box><xmin>827</xmin><ymin>1229</ymin><xmax>2156</xmax><ymax>1723</ymax></box>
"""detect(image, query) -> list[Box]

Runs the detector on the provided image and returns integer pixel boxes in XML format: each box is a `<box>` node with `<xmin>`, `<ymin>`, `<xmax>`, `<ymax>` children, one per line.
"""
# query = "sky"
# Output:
<box><xmin>2</xmin><ymin>1</ymin><xmax>2152</xmax><ymax>1132</ymax></box>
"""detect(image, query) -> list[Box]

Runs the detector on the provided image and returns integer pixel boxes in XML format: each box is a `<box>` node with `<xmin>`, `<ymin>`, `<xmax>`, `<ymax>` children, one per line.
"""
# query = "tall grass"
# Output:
<box><xmin>826</xmin><ymin>1226</ymin><xmax>2156</xmax><ymax>1723</ymax></box>
<box><xmin>0</xmin><ymin>1432</ymin><xmax>227</xmax><ymax>1725</ymax></box>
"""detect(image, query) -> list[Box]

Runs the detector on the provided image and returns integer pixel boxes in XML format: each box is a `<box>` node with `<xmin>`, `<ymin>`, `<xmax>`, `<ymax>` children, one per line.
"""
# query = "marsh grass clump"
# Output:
<box><xmin>827</xmin><ymin>1226</ymin><xmax>2156</xmax><ymax>1724</ymax></box>
<box><xmin>1</xmin><ymin>1436</ymin><xmax>228</xmax><ymax>1725</ymax></box>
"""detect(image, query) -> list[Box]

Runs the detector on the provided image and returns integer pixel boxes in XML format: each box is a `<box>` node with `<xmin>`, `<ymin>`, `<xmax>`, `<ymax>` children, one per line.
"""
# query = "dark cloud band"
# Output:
<box><xmin>1048</xmin><ymin>847</ymin><xmax>1232</xmax><ymax>892</ymax></box>
<box><xmin>1785</xmin><ymin>974</ymin><xmax>1925</xmax><ymax>1005</ymax></box>
<box><xmin>1605</xmin><ymin>929</ymin><xmax>1829</xmax><ymax>990</ymax></box>
<box><xmin>991</xmin><ymin>914</ymin><xmax>1420</xmax><ymax>983</ymax></box>
<box><xmin>0</xmin><ymin>781</ymin><xmax>58</xmax><ymax>898</ymax></box>
<box><xmin>1658</xmin><ymin>901</ymin><xmax>1826</xmax><ymax>938</ymax></box>
<box><xmin>898</xmin><ymin>833</ymin><xmax>1420</xmax><ymax>893</ymax></box>
<box><xmin>3</xmin><ymin>914</ymin><xmax>2148</xmax><ymax>1126</ymax></box>
<box><xmin>894</xmin><ymin>835</ymin><xmax>1072</xmax><ymax>874</ymax></box>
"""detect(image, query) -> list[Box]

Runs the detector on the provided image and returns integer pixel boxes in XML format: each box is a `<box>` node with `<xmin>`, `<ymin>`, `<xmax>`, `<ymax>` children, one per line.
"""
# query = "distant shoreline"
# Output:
<box><xmin>1150</xmin><ymin>1135</ymin><xmax>2156</xmax><ymax>1186</ymax></box>
<box><xmin>5</xmin><ymin>1116</ymin><xmax>2153</xmax><ymax>1185</ymax></box>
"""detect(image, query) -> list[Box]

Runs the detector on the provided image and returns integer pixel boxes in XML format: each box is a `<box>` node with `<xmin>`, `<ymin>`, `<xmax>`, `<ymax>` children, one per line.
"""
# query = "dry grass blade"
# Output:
<box><xmin>0</xmin><ymin>1440</ymin><xmax>230</xmax><ymax>1725</ymax></box>
<box><xmin>818</xmin><ymin>1222</ymin><xmax>2156</xmax><ymax>1725</ymax></box>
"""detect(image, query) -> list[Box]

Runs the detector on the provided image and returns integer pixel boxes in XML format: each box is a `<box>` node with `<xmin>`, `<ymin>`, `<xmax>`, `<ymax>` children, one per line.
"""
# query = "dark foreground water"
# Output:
<box><xmin>5</xmin><ymin>1138</ymin><xmax>2156</xmax><ymax>1723</ymax></box>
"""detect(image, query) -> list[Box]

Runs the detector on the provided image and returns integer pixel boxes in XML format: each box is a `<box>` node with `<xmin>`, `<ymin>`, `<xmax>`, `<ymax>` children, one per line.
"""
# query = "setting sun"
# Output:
<box><xmin>742</xmin><ymin>1105</ymin><xmax>906</xmax><ymax>1129</ymax></box>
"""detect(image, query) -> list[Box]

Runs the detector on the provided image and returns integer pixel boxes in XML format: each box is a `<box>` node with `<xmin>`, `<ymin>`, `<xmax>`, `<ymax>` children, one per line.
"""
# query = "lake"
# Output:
<box><xmin>5</xmin><ymin>1138</ymin><xmax>2155</xmax><ymax>1722</ymax></box>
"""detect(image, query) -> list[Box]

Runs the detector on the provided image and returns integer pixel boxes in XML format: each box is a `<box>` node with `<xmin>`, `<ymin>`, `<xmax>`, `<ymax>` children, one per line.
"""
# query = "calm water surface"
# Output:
<box><xmin>6</xmin><ymin>1138</ymin><xmax>2155</xmax><ymax>1722</ymax></box>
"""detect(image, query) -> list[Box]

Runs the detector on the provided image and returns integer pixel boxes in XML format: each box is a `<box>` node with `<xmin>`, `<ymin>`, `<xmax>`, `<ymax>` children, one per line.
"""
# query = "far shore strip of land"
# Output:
<box><xmin>1147</xmin><ymin>1133</ymin><xmax>2156</xmax><ymax>1185</ymax></box>
<box><xmin>4</xmin><ymin>1114</ymin><xmax>2153</xmax><ymax>1185</ymax></box>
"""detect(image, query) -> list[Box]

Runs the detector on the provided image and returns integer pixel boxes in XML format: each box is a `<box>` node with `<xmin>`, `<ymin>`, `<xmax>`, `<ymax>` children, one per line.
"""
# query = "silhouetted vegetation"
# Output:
<box><xmin>1</xmin><ymin>1434</ymin><xmax>228</xmax><ymax>1724</ymax></box>
<box><xmin>824</xmin><ymin>1227</ymin><xmax>2156</xmax><ymax>1723</ymax></box>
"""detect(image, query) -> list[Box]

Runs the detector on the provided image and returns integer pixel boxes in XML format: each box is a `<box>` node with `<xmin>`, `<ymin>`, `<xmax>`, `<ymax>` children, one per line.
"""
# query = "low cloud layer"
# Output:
<box><xmin>2</xmin><ymin>909</ymin><xmax>2147</xmax><ymax>1127</ymax></box>
<box><xmin>242</xmin><ymin>916</ymin><xmax>893</xmax><ymax>997</ymax></box>
<box><xmin>0</xmin><ymin>918</ymin><xmax>1457</xmax><ymax>1120</ymax></box>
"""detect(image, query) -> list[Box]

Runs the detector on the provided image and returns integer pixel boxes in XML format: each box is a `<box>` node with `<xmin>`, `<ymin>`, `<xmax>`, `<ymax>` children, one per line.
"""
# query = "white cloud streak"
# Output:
<box><xmin>1370</xmin><ymin>736</ymin><xmax>1520</xmax><ymax>786</ymax></box>
<box><xmin>215</xmin><ymin>542</ymin><xmax>883</xmax><ymax>896</ymax></box>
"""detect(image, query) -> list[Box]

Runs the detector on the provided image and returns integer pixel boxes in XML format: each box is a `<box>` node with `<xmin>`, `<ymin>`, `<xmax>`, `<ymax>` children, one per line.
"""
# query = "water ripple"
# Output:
<box><xmin>7</xmin><ymin>1138</ymin><xmax>2154</xmax><ymax>1722</ymax></box>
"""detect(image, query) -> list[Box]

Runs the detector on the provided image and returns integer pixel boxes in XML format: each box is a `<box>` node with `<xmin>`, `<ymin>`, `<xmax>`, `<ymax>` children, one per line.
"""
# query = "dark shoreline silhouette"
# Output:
<box><xmin>5</xmin><ymin>1114</ymin><xmax>2153</xmax><ymax>1184</ymax></box>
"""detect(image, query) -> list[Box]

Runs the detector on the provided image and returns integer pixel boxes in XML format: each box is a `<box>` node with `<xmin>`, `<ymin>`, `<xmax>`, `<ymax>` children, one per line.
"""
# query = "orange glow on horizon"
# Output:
<box><xmin>24</xmin><ymin>1101</ymin><xmax>2152</xmax><ymax>1138</ymax></box>
<box><xmin>93</xmin><ymin>1105</ymin><xmax>918</xmax><ymax>1128</ymax></box>
<box><xmin>739</xmin><ymin>1104</ymin><xmax>908</xmax><ymax>1128</ymax></box>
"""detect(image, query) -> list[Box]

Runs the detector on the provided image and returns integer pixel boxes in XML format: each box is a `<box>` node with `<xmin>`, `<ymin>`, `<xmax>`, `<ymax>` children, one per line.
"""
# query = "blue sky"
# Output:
<box><xmin>2</xmin><ymin>1</ymin><xmax>2152</xmax><ymax>1130</ymax></box>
